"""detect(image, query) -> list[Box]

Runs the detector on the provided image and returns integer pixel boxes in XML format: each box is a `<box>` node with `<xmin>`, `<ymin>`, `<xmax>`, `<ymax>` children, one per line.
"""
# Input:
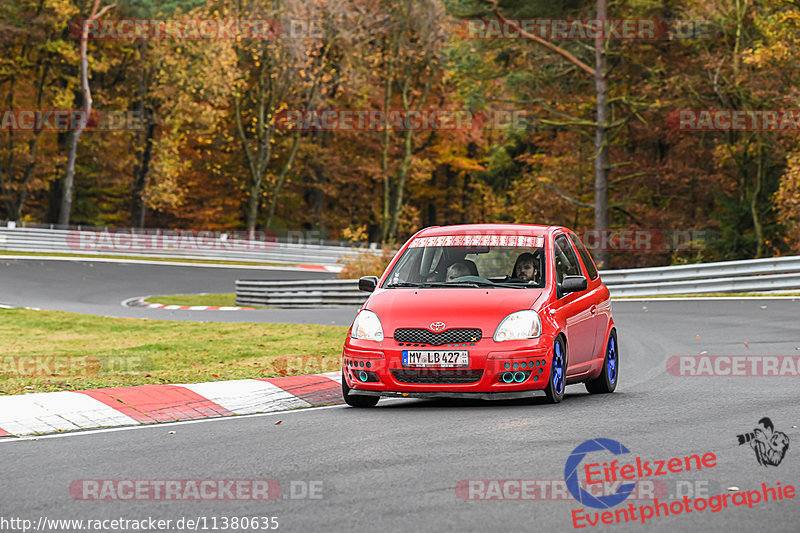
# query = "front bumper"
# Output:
<box><xmin>348</xmin><ymin>389</ymin><xmax>546</xmax><ymax>401</ymax></box>
<box><xmin>343</xmin><ymin>336</ymin><xmax>553</xmax><ymax>396</ymax></box>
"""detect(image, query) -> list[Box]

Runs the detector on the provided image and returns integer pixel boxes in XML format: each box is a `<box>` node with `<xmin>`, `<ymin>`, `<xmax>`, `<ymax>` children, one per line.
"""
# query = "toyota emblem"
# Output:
<box><xmin>430</xmin><ymin>322</ymin><xmax>446</xmax><ymax>332</ymax></box>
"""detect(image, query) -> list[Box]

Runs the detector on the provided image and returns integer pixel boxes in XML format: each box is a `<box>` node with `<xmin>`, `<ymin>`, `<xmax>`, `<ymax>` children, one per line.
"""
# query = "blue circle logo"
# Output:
<box><xmin>564</xmin><ymin>438</ymin><xmax>636</xmax><ymax>509</ymax></box>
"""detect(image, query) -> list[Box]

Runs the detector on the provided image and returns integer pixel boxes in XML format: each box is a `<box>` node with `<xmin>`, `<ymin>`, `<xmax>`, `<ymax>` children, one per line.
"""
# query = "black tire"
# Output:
<box><xmin>544</xmin><ymin>336</ymin><xmax>566</xmax><ymax>404</ymax></box>
<box><xmin>585</xmin><ymin>329</ymin><xmax>618</xmax><ymax>394</ymax></box>
<box><xmin>342</xmin><ymin>370</ymin><xmax>379</xmax><ymax>407</ymax></box>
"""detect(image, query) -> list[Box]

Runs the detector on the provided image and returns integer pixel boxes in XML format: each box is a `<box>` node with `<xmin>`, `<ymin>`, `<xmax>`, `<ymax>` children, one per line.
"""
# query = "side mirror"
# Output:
<box><xmin>358</xmin><ymin>276</ymin><xmax>379</xmax><ymax>292</ymax></box>
<box><xmin>561</xmin><ymin>275</ymin><xmax>588</xmax><ymax>293</ymax></box>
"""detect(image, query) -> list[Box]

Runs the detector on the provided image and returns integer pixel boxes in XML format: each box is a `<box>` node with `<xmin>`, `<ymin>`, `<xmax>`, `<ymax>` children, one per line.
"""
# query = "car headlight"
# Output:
<box><xmin>493</xmin><ymin>310</ymin><xmax>541</xmax><ymax>342</ymax></box>
<box><xmin>350</xmin><ymin>310</ymin><xmax>384</xmax><ymax>342</ymax></box>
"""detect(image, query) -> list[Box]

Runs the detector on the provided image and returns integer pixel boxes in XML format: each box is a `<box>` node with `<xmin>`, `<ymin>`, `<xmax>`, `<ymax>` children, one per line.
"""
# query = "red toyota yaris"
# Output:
<box><xmin>341</xmin><ymin>224</ymin><xmax>618</xmax><ymax>407</ymax></box>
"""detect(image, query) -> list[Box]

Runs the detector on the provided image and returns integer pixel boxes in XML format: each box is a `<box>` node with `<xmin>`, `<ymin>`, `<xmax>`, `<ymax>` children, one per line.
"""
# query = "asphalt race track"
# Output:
<box><xmin>2</xmin><ymin>258</ymin><xmax>800</xmax><ymax>532</ymax></box>
<box><xmin>0</xmin><ymin>258</ymin><xmax>355</xmax><ymax>325</ymax></box>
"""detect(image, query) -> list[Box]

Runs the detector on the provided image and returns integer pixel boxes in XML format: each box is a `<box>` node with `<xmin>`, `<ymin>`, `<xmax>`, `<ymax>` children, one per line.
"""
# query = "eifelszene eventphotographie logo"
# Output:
<box><xmin>564</xmin><ymin>438</ymin><xmax>795</xmax><ymax>528</ymax></box>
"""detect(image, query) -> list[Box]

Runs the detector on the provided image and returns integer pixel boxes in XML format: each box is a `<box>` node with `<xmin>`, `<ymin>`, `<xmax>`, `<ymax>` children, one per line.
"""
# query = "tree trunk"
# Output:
<box><xmin>59</xmin><ymin>1</ymin><xmax>116</xmax><ymax>226</ymax></box>
<box><xmin>751</xmin><ymin>141</ymin><xmax>764</xmax><ymax>258</ymax></box>
<box><xmin>387</xmin><ymin>126</ymin><xmax>414</xmax><ymax>240</ymax></box>
<box><xmin>380</xmin><ymin>47</ymin><xmax>395</xmax><ymax>242</ymax></box>
<box><xmin>593</xmin><ymin>0</ymin><xmax>610</xmax><ymax>268</ymax></box>
<box><xmin>130</xmin><ymin>42</ymin><xmax>155</xmax><ymax>228</ymax></box>
<box><xmin>264</xmin><ymin>130</ymin><xmax>300</xmax><ymax>230</ymax></box>
<box><xmin>130</xmin><ymin>118</ymin><xmax>155</xmax><ymax>228</ymax></box>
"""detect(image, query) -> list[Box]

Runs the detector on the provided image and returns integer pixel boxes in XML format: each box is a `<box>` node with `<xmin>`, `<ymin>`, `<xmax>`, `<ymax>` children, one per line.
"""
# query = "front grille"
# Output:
<box><xmin>394</xmin><ymin>328</ymin><xmax>482</xmax><ymax>346</ymax></box>
<box><xmin>391</xmin><ymin>369</ymin><xmax>484</xmax><ymax>384</ymax></box>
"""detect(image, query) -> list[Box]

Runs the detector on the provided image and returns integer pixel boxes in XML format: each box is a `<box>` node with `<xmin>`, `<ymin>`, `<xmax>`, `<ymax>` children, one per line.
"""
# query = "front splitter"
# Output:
<box><xmin>349</xmin><ymin>389</ymin><xmax>546</xmax><ymax>401</ymax></box>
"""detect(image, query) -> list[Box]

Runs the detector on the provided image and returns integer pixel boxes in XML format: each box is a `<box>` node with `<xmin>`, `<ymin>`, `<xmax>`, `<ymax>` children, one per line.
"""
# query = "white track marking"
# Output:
<box><xmin>0</xmin><ymin>392</ymin><xmax>139</xmax><ymax>436</ymax></box>
<box><xmin>179</xmin><ymin>379</ymin><xmax>311</xmax><ymax>415</ymax></box>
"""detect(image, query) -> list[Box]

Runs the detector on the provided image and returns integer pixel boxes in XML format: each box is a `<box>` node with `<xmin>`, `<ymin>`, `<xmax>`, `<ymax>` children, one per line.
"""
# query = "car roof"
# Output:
<box><xmin>413</xmin><ymin>223</ymin><xmax>562</xmax><ymax>238</ymax></box>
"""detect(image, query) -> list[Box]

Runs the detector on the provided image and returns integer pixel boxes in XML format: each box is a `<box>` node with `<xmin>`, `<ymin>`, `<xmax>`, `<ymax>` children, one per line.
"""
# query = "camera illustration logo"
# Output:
<box><xmin>564</xmin><ymin>438</ymin><xmax>636</xmax><ymax>508</ymax></box>
<box><xmin>737</xmin><ymin>417</ymin><xmax>790</xmax><ymax>467</ymax></box>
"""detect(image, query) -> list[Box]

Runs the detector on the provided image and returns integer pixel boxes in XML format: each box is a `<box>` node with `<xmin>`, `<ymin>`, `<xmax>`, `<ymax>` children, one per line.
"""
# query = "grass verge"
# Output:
<box><xmin>0</xmin><ymin>308</ymin><xmax>347</xmax><ymax>395</ymax></box>
<box><xmin>143</xmin><ymin>293</ymin><xmax>240</xmax><ymax>307</ymax></box>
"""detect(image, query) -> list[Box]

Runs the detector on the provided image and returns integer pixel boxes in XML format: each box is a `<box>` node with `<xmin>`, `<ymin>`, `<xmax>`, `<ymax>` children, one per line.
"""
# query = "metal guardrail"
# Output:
<box><xmin>603</xmin><ymin>255</ymin><xmax>800</xmax><ymax>296</ymax></box>
<box><xmin>236</xmin><ymin>255</ymin><xmax>800</xmax><ymax>307</ymax></box>
<box><xmin>0</xmin><ymin>225</ymin><xmax>377</xmax><ymax>267</ymax></box>
<box><xmin>236</xmin><ymin>279</ymin><xmax>366</xmax><ymax>307</ymax></box>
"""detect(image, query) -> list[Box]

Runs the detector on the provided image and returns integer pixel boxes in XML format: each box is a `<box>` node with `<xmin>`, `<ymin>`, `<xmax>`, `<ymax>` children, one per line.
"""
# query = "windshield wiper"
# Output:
<box><xmin>487</xmin><ymin>282</ymin><xmax>530</xmax><ymax>289</ymax></box>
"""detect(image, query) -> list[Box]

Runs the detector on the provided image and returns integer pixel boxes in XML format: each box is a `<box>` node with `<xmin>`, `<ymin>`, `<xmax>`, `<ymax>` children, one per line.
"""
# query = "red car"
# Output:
<box><xmin>341</xmin><ymin>224</ymin><xmax>618</xmax><ymax>407</ymax></box>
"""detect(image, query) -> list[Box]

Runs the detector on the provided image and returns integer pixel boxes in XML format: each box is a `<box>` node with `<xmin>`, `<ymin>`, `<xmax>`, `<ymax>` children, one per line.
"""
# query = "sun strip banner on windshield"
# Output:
<box><xmin>409</xmin><ymin>235</ymin><xmax>544</xmax><ymax>247</ymax></box>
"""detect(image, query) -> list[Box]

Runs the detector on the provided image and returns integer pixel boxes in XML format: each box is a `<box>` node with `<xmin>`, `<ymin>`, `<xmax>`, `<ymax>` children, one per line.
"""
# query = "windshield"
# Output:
<box><xmin>384</xmin><ymin>235</ymin><xmax>546</xmax><ymax>289</ymax></box>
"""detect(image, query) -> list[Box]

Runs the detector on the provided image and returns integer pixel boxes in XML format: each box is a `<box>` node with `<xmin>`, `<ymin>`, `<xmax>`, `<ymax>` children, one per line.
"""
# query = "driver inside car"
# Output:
<box><xmin>512</xmin><ymin>252</ymin><xmax>539</xmax><ymax>283</ymax></box>
<box><xmin>446</xmin><ymin>261</ymin><xmax>472</xmax><ymax>281</ymax></box>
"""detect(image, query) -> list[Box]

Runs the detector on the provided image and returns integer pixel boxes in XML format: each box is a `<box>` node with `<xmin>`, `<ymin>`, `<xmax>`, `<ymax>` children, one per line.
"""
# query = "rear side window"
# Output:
<box><xmin>568</xmin><ymin>233</ymin><xmax>599</xmax><ymax>280</ymax></box>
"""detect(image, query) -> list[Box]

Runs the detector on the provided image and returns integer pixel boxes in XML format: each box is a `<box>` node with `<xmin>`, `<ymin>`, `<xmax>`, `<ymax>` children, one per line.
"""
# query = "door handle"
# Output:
<box><xmin>590</xmin><ymin>306</ymin><xmax>596</xmax><ymax>315</ymax></box>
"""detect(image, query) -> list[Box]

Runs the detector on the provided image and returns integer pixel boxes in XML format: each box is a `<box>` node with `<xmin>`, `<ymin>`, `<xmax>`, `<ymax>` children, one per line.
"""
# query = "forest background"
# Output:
<box><xmin>2</xmin><ymin>0</ymin><xmax>800</xmax><ymax>269</ymax></box>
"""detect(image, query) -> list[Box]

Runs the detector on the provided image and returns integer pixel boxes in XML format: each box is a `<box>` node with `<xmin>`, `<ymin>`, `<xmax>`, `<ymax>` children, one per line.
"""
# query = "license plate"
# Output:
<box><xmin>402</xmin><ymin>350</ymin><xmax>468</xmax><ymax>367</ymax></box>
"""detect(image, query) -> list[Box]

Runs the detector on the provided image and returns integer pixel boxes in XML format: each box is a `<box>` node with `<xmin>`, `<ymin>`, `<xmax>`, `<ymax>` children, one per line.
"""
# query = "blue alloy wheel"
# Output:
<box><xmin>585</xmin><ymin>329</ymin><xmax>619</xmax><ymax>394</ymax></box>
<box><xmin>553</xmin><ymin>340</ymin><xmax>565</xmax><ymax>394</ymax></box>
<box><xmin>544</xmin><ymin>337</ymin><xmax>566</xmax><ymax>403</ymax></box>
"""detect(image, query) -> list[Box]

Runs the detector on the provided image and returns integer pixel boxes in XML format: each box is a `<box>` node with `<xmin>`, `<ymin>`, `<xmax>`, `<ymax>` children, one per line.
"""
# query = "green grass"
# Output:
<box><xmin>0</xmin><ymin>250</ymin><xmax>295</xmax><ymax>268</ymax></box>
<box><xmin>144</xmin><ymin>293</ymin><xmax>239</xmax><ymax>307</ymax></box>
<box><xmin>0</xmin><ymin>309</ymin><xmax>348</xmax><ymax>395</ymax></box>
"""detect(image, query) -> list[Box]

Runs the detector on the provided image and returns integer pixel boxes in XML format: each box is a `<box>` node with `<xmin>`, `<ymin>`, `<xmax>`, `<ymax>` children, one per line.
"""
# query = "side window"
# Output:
<box><xmin>568</xmin><ymin>233</ymin><xmax>599</xmax><ymax>280</ymax></box>
<box><xmin>554</xmin><ymin>235</ymin><xmax>581</xmax><ymax>285</ymax></box>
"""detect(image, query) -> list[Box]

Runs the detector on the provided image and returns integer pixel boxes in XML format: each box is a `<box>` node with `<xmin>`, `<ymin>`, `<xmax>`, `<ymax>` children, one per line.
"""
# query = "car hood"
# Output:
<box><xmin>364</xmin><ymin>288</ymin><xmax>545</xmax><ymax>334</ymax></box>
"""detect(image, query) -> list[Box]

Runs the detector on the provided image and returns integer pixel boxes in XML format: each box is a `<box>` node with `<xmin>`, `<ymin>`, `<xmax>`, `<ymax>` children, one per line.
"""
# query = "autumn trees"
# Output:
<box><xmin>1</xmin><ymin>0</ymin><xmax>800</xmax><ymax>265</ymax></box>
